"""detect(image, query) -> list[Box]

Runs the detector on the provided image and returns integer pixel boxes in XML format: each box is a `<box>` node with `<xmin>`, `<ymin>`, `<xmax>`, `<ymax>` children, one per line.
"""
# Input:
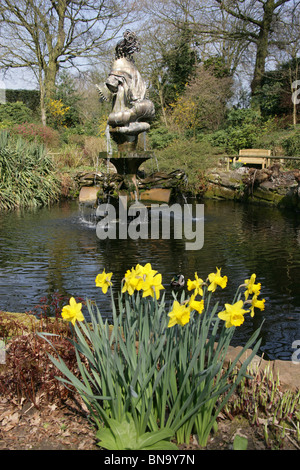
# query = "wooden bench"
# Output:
<box><xmin>235</xmin><ymin>149</ymin><xmax>271</xmax><ymax>169</ymax></box>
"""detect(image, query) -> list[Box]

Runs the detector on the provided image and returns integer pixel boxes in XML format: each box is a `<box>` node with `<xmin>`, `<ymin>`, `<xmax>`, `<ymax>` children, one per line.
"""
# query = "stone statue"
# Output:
<box><xmin>96</xmin><ymin>30</ymin><xmax>155</xmax><ymax>150</ymax></box>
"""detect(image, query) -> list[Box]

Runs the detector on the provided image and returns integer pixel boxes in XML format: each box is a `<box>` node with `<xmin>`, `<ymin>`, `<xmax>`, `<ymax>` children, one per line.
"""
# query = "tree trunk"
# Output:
<box><xmin>42</xmin><ymin>61</ymin><xmax>59</xmax><ymax>126</ymax></box>
<box><xmin>251</xmin><ymin>0</ymin><xmax>276</xmax><ymax>105</ymax></box>
<box><xmin>292</xmin><ymin>62</ymin><xmax>299</xmax><ymax>128</ymax></box>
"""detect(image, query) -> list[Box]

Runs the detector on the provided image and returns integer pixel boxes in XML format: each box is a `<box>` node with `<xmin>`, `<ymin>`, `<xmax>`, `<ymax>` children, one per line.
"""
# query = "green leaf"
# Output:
<box><xmin>233</xmin><ymin>434</ymin><xmax>248</xmax><ymax>450</ymax></box>
<box><xmin>96</xmin><ymin>415</ymin><xmax>177</xmax><ymax>450</ymax></box>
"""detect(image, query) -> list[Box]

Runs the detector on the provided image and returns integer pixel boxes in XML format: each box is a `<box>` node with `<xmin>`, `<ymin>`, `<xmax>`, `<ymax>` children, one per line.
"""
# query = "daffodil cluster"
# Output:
<box><xmin>60</xmin><ymin>265</ymin><xmax>265</xmax><ymax>331</ymax></box>
<box><xmin>168</xmin><ymin>268</ymin><xmax>265</xmax><ymax>330</ymax></box>
<box><xmin>217</xmin><ymin>273</ymin><xmax>265</xmax><ymax>328</ymax></box>
<box><xmin>168</xmin><ymin>294</ymin><xmax>204</xmax><ymax>328</ymax></box>
<box><xmin>244</xmin><ymin>273</ymin><xmax>266</xmax><ymax>318</ymax></box>
<box><xmin>168</xmin><ymin>267</ymin><xmax>227</xmax><ymax>328</ymax></box>
<box><xmin>122</xmin><ymin>263</ymin><xmax>164</xmax><ymax>300</ymax></box>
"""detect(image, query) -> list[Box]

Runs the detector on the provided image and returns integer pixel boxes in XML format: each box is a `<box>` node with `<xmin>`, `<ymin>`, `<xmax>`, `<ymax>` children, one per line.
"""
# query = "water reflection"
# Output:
<box><xmin>0</xmin><ymin>199</ymin><xmax>300</xmax><ymax>361</ymax></box>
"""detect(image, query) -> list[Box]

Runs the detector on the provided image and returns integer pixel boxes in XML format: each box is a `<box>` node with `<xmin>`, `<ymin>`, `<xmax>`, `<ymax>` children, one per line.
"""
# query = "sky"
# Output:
<box><xmin>0</xmin><ymin>68</ymin><xmax>38</xmax><ymax>91</ymax></box>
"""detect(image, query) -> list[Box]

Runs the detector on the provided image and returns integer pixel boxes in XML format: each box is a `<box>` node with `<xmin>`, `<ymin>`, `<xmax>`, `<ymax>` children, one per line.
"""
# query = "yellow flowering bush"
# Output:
<box><xmin>48</xmin><ymin>99</ymin><xmax>70</xmax><ymax>128</ymax></box>
<box><xmin>39</xmin><ymin>263</ymin><xmax>263</xmax><ymax>449</ymax></box>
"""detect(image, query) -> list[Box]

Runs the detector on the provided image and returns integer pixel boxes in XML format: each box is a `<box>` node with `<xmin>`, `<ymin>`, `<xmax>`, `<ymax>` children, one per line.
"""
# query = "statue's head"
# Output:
<box><xmin>115</xmin><ymin>30</ymin><xmax>140</xmax><ymax>61</ymax></box>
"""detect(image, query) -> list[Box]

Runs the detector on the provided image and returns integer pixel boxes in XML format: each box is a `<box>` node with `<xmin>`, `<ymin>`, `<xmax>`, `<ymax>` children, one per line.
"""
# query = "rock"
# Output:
<box><xmin>78</xmin><ymin>186</ymin><xmax>100</xmax><ymax>204</ymax></box>
<box><xmin>204</xmin><ymin>167</ymin><xmax>300</xmax><ymax>209</ymax></box>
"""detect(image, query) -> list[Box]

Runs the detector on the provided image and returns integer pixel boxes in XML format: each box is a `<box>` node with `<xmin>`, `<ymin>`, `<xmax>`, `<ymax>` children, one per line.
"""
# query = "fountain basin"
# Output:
<box><xmin>99</xmin><ymin>151</ymin><xmax>153</xmax><ymax>175</ymax></box>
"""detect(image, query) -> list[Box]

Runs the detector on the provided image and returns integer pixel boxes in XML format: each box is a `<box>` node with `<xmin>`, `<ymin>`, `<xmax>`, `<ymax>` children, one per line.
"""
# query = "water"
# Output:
<box><xmin>0</xmin><ymin>198</ymin><xmax>300</xmax><ymax>361</ymax></box>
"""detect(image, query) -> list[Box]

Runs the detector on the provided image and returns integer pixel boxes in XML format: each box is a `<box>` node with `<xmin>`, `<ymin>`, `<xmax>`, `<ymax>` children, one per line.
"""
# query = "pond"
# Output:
<box><xmin>0</xmin><ymin>198</ymin><xmax>300</xmax><ymax>361</ymax></box>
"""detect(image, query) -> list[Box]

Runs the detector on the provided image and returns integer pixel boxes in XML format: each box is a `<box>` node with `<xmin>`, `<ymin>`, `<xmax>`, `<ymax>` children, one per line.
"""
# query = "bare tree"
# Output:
<box><xmin>214</xmin><ymin>0</ymin><xmax>297</xmax><ymax>102</ymax></box>
<box><xmin>0</xmin><ymin>0</ymin><xmax>134</xmax><ymax>125</ymax></box>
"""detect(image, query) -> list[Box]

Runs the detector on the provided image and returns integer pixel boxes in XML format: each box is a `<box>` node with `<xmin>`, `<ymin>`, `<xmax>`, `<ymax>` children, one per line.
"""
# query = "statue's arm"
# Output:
<box><xmin>95</xmin><ymin>84</ymin><xmax>112</xmax><ymax>102</ymax></box>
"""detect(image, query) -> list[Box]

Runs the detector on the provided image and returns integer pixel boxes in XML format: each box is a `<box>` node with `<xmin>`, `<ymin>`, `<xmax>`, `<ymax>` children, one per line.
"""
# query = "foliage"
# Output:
<box><xmin>161</xmin><ymin>23</ymin><xmax>198</xmax><ymax>106</ymax></box>
<box><xmin>47</xmin><ymin>99</ymin><xmax>70</xmax><ymax>129</ymax></box>
<box><xmin>0</xmin><ymin>330</ymin><xmax>77</xmax><ymax>407</ymax></box>
<box><xmin>149</xmin><ymin>125</ymin><xmax>179</xmax><ymax>149</ymax></box>
<box><xmin>146</xmin><ymin>137</ymin><xmax>220</xmax><ymax>188</ymax></box>
<box><xmin>54</xmin><ymin>71</ymin><xmax>81</xmax><ymax>128</ymax></box>
<box><xmin>96</xmin><ymin>415</ymin><xmax>177</xmax><ymax>450</ymax></box>
<box><xmin>233</xmin><ymin>434</ymin><xmax>248</xmax><ymax>450</ymax></box>
<box><xmin>0</xmin><ymin>120</ymin><xmax>13</xmax><ymax>130</ymax></box>
<box><xmin>6</xmin><ymin>89</ymin><xmax>40</xmax><ymax>113</ymax></box>
<box><xmin>282</xmin><ymin>131</ymin><xmax>300</xmax><ymax>156</ymax></box>
<box><xmin>168</xmin><ymin>66</ymin><xmax>232</xmax><ymax>135</ymax></box>
<box><xmin>0</xmin><ymin>101</ymin><xmax>33</xmax><ymax>124</ymax></box>
<box><xmin>225</xmin><ymin>362</ymin><xmax>300</xmax><ymax>449</ymax></box>
<box><xmin>38</xmin><ymin>264</ymin><xmax>263</xmax><ymax>449</ymax></box>
<box><xmin>0</xmin><ymin>131</ymin><xmax>61</xmax><ymax>210</ymax></box>
<box><xmin>208</xmin><ymin>108</ymin><xmax>266</xmax><ymax>154</ymax></box>
<box><xmin>258</xmin><ymin>56</ymin><xmax>300</xmax><ymax>117</ymax></box>
<box><xmin>9</xmin><ymin>122</ymin><xmax>60</xmax><ymax>148</ymax></box>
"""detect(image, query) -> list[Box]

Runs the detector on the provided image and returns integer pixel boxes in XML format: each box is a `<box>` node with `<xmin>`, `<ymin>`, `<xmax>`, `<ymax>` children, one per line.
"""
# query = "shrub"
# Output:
<box><xmin>47</xmin><ymin>99</ymin><xmax>70</xmax><ymax>129</ymax></box>
<box><xmin>10</xmin><ymin>122</ymin><xmax>60</xmax><ymax>148</ymax></box>
<box><xmin>0</xmin><ymin>130</ymin><xmax>61</xmax><ymax>210</ymax></box>
<box><xmin>209</xmin><ymin>125</ymin><xmax>259</xmax><ymax>154</ymax></box>
<box><xmin>0</xmin><ymin>101</ymin><xmax>33</xmax><ymax>124</ymax></box>
<box><xmin>0</xmin><ymin>119</ymin><xmax>13</xmax><ymax>130</ymax></box>
<box><xmin>208</xmin><ymin>108</ymin><xmax>265</xmax><ymax>154</ymax></box>
<box><xmin>282</xmin><ymin>131</ymin><xmax>300</xmax><ymax>156</ymax></box>
<box><xmin>145</xmin><ymin>137</ymin><xmax>219</xmax><ymax>189</ymax></box>
<box><xmin>0</xmin><ymin>332</ymin><xmax>78</xmax><ymax>407</ymax></box>
<box><xmin>149</xmin><ymin>126</ymin><xmax>179</xmax><ymax>150</ymax></box>
<box><xmin>84</xmin><ymin>136</ymin><xmax>107</xmax><ymax>166</ymax></box>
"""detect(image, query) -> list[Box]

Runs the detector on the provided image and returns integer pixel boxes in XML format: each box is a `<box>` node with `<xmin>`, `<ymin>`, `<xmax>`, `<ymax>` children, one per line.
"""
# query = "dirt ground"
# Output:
<box><xmin>0</xmin><ymin>395</ymin><xmax>298</xmax><ymax>451</ymax></box>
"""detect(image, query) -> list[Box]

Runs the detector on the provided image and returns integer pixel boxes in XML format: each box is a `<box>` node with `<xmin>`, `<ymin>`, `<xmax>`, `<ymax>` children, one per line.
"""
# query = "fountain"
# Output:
<box><xmin>78</xmin><ymin>30</ymin><xmax>187</xmax><ymax>207</ymax></box>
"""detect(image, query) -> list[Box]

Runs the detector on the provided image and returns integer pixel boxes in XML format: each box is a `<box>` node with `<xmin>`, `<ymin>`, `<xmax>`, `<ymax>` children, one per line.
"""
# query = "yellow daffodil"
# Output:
<box><xmin>141</xmin><ymin>272</ymin><xmax>165</xmax><ymax>300</ymax></box>
<box><xmin>249</xmin><ymin>294</ymin><xmax>265</xmax><ymax>317</ymax></box>
<box><xmin>188</xmin><ymin>294</ymin><xmax>204</xmax><ymax>314</ymax></box>
<box><xmin>140</xmin><ymin>262</ymin><xmax>158</xmax><ymax>277</ymax></box>
<box><xmin>122</xmin><ymin>267</ymin><xmax>141</xmax><ymax>295</ymax></box>
<box><xmin>61</xmin><ymin>297</ymin><xmax>84</xmax><ymax>325</ymax></box>
<box><xmin>218</xmin><ymin>300</ymin><xmax>249</xmax><ymax>328</ymax></box>
<box><xmin>168</xmin><ymin>300</ymin><xmax>191</xmax><ymax>328</ymax></box>
<box><xmin>95</xmin><ymin>269</ymin><xmax>113</xmax><ymax>294</ymax></box>
<box><xmin>207</xmin><ymin>267</ymin><xmax>228</xmax><ymax>292</ymax></box>
<box><xmin>244</xmin><ymin>274</ymin><xmax>261</xmax><ymax>300</ymax></box>
<box><xmin>187</xmin><ymin>272</ymin><xmax>204</xmax><ymax>296</ymax></box>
